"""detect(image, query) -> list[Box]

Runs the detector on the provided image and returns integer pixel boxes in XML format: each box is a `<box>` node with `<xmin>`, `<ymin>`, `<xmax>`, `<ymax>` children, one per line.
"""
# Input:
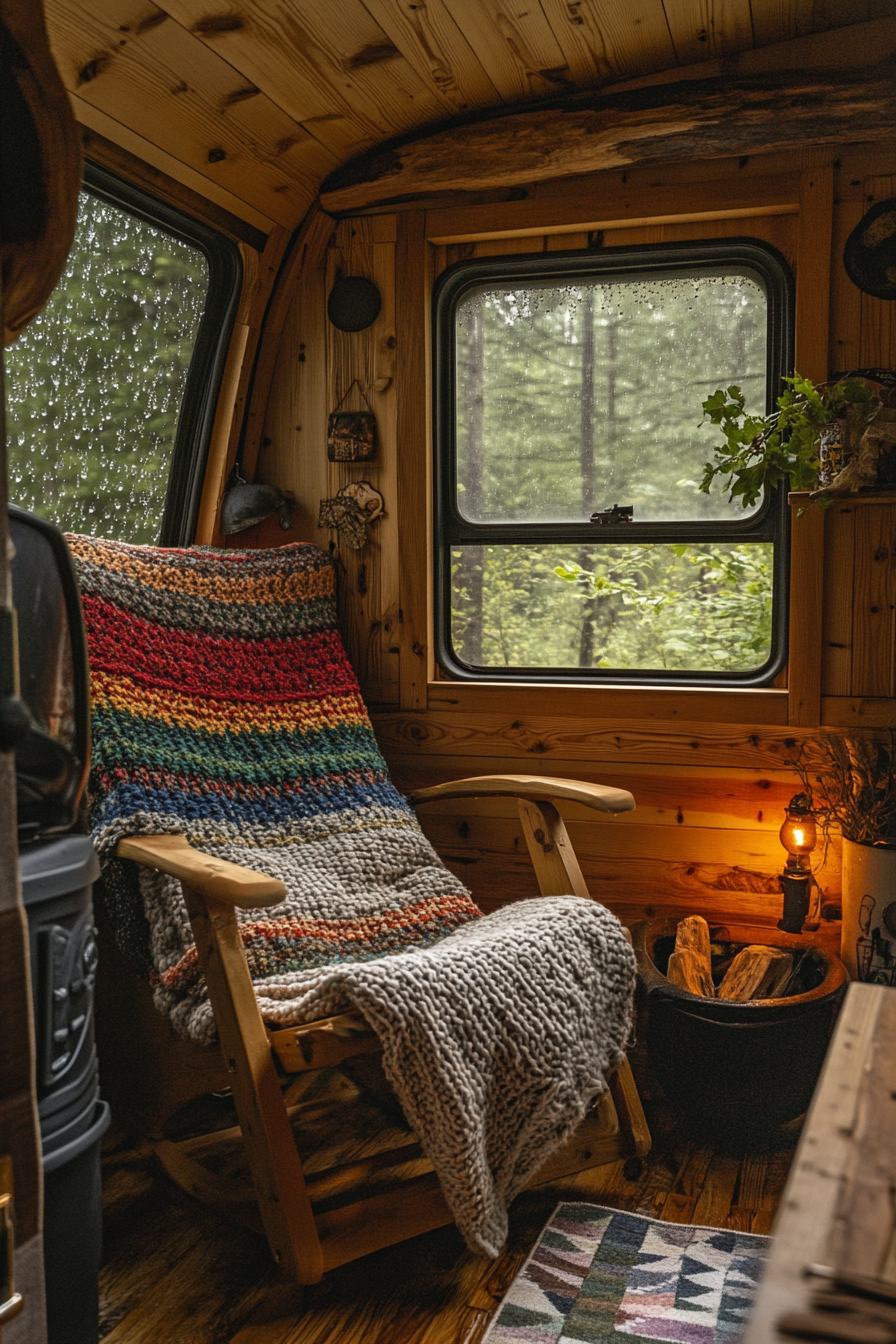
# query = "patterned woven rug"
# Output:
<box><xmin>483</xmin><ymin>1203</ymin><xmax>771</xmax><ymax>1343</ymax></box>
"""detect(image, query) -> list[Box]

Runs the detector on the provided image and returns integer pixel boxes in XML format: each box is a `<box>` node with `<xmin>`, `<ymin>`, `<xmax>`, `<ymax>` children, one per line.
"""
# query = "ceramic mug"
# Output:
<box><xmin>840</xmin><ymin>836</ymin><xmax>896</xmax><ymax>983</ymax></box>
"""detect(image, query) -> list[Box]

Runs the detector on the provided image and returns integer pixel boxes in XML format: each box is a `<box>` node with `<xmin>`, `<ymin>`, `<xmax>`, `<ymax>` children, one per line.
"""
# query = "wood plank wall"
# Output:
<box><xmin>262</xmin><ymin>142</ymin><xmax>896</xmax><ymax>950</ymax></box>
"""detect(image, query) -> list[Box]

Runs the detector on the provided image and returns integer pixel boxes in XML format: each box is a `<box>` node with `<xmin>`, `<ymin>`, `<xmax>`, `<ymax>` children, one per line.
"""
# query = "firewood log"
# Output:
<box><xmin>667</xmin><ymin>948</ymin><xmax>715</xmax><ymax>998</ymax></box>
<box><xmin>674</xmin><ymin>916</ymin><xmax>713</xmax><ymax>991</ymax></box>
<box><xmin>717</xmin><ymin>945</ymin><xmax>793</xmax><ymax>1001</ymax></box>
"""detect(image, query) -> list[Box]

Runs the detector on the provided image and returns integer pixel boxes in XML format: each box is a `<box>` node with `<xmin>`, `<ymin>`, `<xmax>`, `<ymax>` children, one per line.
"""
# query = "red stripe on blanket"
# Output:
<box><xmin>82</xmin><ymin>594</ymin><xmax>358</xmax><ymax>701</ymax></box>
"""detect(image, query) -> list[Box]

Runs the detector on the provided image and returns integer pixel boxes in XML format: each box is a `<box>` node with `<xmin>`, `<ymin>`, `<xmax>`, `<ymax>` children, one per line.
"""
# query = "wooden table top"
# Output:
<box><xmin>744</xmin><ymin>981</ymin><xmax>896</xmax><ymax>1343</ymax></box>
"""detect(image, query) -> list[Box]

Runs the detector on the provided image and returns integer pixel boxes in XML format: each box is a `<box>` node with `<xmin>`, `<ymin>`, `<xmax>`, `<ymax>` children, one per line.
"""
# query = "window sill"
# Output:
<box><xmin>423</xmin><ymin>680</ymin><xmax>790</xmax><ymax>725</ymax></box>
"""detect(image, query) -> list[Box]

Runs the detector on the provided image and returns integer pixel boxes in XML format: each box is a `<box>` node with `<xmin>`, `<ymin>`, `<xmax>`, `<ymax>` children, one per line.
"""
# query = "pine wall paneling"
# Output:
<box><xmin>261</xmin><ymin>142</ymin><xmax>896</xmax><ymax>945</ymax></box>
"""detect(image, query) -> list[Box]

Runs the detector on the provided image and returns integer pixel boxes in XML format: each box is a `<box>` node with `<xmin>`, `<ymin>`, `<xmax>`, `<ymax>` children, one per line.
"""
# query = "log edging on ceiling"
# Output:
<box><xmin>319</xmin><ymin>65</ymin><xmax>896</xmax><ymax>214</ymax></box>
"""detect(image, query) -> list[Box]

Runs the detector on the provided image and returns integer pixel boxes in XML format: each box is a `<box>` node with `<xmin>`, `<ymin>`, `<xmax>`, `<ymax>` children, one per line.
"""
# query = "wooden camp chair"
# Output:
<box><xmin>113</xmin><ymin>775</ymin><xmax>650</xmax><ymax>1285</ymax></box>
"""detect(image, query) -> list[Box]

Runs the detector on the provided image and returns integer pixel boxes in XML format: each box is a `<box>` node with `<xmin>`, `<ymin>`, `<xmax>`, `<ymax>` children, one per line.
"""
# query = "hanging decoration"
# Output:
<box><xmin>327</xmin><ymin>380</ymin><xmax>378</xmax><ymax>462</ymax></box>
<box><xmin>318</xmin><ymin>480</ymin><xmax>385</xmax><ymax>550</ymax></box>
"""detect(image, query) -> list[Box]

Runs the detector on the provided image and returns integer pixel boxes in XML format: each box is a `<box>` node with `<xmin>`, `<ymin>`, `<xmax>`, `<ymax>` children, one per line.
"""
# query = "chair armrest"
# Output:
<box><xmin>406</xmin><ymin>774</ymin><xmax>635</xmax><ymax>815</ymax></box>
<box><xmin>115</xmin><ymin>834</ymin><xmax>286</xmax><ymax>909</ymax></box>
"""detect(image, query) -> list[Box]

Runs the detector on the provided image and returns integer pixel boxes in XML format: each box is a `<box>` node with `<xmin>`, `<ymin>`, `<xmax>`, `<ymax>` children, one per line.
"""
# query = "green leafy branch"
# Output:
<box><xmin>698</xmin><ymin>374</ymin><xmax>875</xmax><ymax>509</ymax></box>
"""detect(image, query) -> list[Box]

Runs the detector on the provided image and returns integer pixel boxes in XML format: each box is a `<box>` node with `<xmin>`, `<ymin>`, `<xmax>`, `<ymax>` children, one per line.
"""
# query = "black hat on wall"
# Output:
<box><xmin>327</xmin><ymin>275</ymin><xmax>382</xmax><ymax>331</ymax></box>
<box><xmin>844</xmin><ymin>197</ymin><xmax>896</xmax><ymax>301</ymax></box>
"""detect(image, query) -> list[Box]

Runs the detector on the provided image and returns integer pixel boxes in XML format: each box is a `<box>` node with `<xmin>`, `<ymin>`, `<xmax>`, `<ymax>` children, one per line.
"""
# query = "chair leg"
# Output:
<box><xmin>517</xmin><ymin>799</ymin><xmax>651</xmax><ymax>1161</ymax></box>
<box><xmin>183</xmin><ymin>883</ymin><xmax>324</xmax><ymax>1283</ymax></box>
<box><xmin>608</xmin><ymin>1057</ymin><xmax>651</xmax><ymax>1157</ymax></box>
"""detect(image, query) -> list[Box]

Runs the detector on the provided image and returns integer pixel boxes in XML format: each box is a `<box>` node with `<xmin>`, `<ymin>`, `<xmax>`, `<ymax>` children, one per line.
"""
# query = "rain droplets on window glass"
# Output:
<box><xmin>4</xmin><ymin>191</ymin><xmax>209</xmax><ymax>543</ymax></box>
<box><xmin>455</xmin><ymin>270</ymin><xmax>767</xmax><ymax>525</ymax></box>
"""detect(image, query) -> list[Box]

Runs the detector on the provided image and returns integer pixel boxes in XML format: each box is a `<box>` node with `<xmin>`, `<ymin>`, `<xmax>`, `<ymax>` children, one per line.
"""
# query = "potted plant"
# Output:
<box><xmin>699</xmin><ymin>373</ymin><xmax>896</xmax><ymax>506</ymax></box>
<box><xmin>789</xmin><ymin>731</ymin><xmax>896</xmax><ymax>984</ymax></box>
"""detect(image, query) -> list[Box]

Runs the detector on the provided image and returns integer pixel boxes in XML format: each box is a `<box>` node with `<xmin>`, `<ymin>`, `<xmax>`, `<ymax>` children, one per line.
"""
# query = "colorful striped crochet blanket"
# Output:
<box><xmin>70</xmin><ymin>536</ymin><xmax>636</xmax><ymax>1257</ymax></box>
<box><xmin>69</xmin><ymin>535</ymin><xmax>482</xmax><ymax>1042</ymax></box>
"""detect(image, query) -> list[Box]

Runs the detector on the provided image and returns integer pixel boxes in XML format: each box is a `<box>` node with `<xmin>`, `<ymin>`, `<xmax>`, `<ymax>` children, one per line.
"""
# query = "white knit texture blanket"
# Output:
<box><xmin>256</xmin><ymin>895</ymin><xmax>636</xmax><ymax>1257</ymax></box>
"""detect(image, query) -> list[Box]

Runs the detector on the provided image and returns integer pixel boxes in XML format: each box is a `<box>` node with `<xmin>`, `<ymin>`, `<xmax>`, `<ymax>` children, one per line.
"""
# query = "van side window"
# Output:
<box><xmin>433</xmin><ymin>241</ymin><xmax>793</xmax><ymax>687</ymax></box>
<box><xmin>4</xmin><ymin>164</ymin><xmax>240</xmax><ymax>545</ymax></box>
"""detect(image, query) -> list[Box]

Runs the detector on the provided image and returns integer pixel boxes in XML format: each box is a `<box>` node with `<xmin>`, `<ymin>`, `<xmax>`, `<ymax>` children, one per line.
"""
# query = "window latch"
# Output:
<box><xmin>590</xmin><ymin>504</ymin><xmax>634</xmax><ymax>525</ymax></box>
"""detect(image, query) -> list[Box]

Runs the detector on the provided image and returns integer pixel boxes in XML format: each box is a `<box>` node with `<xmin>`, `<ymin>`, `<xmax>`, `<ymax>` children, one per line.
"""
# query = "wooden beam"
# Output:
<box><xmin>319</xmin><ymin>66</ymin><xmax>896</xmax><ymax>214</ymax></box>
<box><xmin>426</xmin><ymin>172</ymin><xmax>799</xmax><ymax>244</ymax></box>
<box><xmin>238</xmin><ymin>204</ymin><xmax>334</xmax><ymax>489</ymax></box>
<box><xmin>788</xmin><ymin>498</ymin><xmax>826</xmax><ymax>728</ymax></box>
<box><xmin>395</xmin><ymin>210</ymin><xmax>429</xmax><ymax>711</ymax></box>
<box><xmin>795</xmin><ymin>166</ymin><xmax>834</xmax><ymax>387</ymax></box>
<box><xmin>194</xmin><ymin>220</ymin><xmax>293</xmax><ymax>545</ymax></box>
<box><xmin>786</xmin><ymin>168</ymin><xmax>834</xmax><ymax>728</ymax></box>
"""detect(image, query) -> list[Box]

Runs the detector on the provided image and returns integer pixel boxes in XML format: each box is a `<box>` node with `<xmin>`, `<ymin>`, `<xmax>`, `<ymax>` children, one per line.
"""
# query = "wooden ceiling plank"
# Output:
<box><xmin>357</xmin><ymin>0</ymin><xmax>503</xmax><ymax>115</ymax></box>
<box><xmin>320</xmin><ymin>65</ymin><xmax>896</xmax><ymax>212</ymax></box>
<box><xmin>46</xmin><ymin>0</ymin><xmax>334</xmax><ymax>229</ymax></box>
<box><xmin>749</xmin><ymin>0</ymin><xmax>816</xmax><ymax>47</ymax></box>
<box><xmin>157</xmin><ymin>0</ymin><xmax>452</xmax><ymax>160</ymax></box>
<box><xmin>810</xmin><ymin>0</ymin><xmax>874</xmax><ymax>28</ymax></box>
<box><xmin>605</xmin><ymin>13</ymin><xmax>896</xmax><ymax>93</ymax></box>
<box><xmin>80</xmin><ymin>122</ymin><xmax>272</xmax><ymax>245</ymax></box>
<box><xmin>538</xmin><ymin>0</ymin><xmax>679</xmax><ymax>85</ymax></box>
<box><xmin>438</xmin><ymin>0</ymin><xmax>575</xmax><ymax>101</ymax></box>
<box><xmin>661</xmin><ymin>0</ymin><xmax>755</xmax><ymax>65</ymax></box>
<box><xmin>154</xmin><ymin>0</ymin><xmax>396</xmax><ymax>158</ymax></box>
<box><xmin>72</xmin><ymin>99</ymin><xmax>277</xmax><ymax>234</ymax></box>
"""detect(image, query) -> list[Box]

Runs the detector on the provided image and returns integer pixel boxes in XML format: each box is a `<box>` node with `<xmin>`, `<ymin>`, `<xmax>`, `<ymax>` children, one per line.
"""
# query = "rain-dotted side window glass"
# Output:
<box><xmin>434</xmin><ymin>242</ymin><xmax>793</xmax><ymax>686</ymax></box>
<box><xmin>4</xmin><ymin>165</ymin><xmax>240</xmax><ymax>545</ymax></box>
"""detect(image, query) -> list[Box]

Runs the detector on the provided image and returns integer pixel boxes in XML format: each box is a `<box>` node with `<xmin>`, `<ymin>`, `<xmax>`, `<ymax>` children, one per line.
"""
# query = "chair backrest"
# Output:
<box><xmin>68</xmin><ymin>536</ymin><xmax>480</xmax><ymax>1040</ymax></box>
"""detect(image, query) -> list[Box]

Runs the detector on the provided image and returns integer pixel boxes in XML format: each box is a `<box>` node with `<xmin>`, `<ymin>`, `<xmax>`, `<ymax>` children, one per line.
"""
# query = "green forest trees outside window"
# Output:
<box><xmin>433</xmin><ymin>241</ymin><xmax>793</xmax><ymax>686</ymax></box>
<box><xmin>4</xmin><ymin>165</ymin><xmax>240</xmax><ymax>545</ymax></box>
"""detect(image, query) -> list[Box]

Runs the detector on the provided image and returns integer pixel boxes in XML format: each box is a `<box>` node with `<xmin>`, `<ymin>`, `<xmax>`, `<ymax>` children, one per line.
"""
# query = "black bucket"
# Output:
<box><xmin>632</xmin><ymin>919</ymin><xmax>848</xmax><ymax>1137</ymax></box>
<box><xmin>19</xmin><ymin>835</ymin><xmax>110</xmax><ymax>1344</ymax></box>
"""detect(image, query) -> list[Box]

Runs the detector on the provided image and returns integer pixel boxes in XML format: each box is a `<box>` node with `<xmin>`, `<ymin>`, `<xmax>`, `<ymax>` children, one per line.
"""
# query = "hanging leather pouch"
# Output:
<box><xmin>327</xmin><ymin>381</ymin><xmax>378</xmax><ymax>462</ymax></box>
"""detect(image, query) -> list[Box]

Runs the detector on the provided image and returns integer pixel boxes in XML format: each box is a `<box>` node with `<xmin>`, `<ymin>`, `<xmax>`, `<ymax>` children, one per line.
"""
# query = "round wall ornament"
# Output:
<box><xmin>843</xmin><ymin>197</ymin><xmax>896</xmax><ymax>300</ymax></box>
<box><xmin>327</xmin><ymin>275</ymin><xmax>382</xmax><ymax>331</ymax></box>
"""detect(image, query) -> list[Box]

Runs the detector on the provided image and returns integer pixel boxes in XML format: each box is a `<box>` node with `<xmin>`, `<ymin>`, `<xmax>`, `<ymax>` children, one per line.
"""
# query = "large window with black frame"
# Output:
<box><xmin>433</xmin><ymin>240</ymin><xmax>793</xmax><ymax>685</ymax></box>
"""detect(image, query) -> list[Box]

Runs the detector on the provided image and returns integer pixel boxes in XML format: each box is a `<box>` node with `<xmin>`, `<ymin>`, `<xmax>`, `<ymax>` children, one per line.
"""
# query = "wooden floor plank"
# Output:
<box><xmin>97</xmin><ymin>1065</ymin><xmax>800</xmax><ymax>1344</ymax></box>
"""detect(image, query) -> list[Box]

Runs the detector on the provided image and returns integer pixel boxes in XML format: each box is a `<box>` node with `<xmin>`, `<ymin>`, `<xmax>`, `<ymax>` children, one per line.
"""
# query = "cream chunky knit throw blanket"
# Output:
<box><xmin>71</xmin><ymin>534</ymin><xmax>636</xmax><ymax>1257</ymax></box>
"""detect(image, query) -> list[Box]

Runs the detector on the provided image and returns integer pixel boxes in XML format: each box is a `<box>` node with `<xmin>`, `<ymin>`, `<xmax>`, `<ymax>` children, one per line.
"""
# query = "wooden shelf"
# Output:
<box><xmin>790</xmin><ymin>490</ymin><xmax>896</xmax><ymax>506</ymax></box>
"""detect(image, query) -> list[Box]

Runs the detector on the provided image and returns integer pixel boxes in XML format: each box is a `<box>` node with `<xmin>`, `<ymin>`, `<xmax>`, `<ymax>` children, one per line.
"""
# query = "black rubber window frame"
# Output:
<box><xmin>82</xmin><ymin>161</ymin><xmax>243</xmax><ymax>547</ymax></box>
<box><xmin>432</xmin><ymin>237</ymin><xmax>794</xmax><ymax>688</ymax></box>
